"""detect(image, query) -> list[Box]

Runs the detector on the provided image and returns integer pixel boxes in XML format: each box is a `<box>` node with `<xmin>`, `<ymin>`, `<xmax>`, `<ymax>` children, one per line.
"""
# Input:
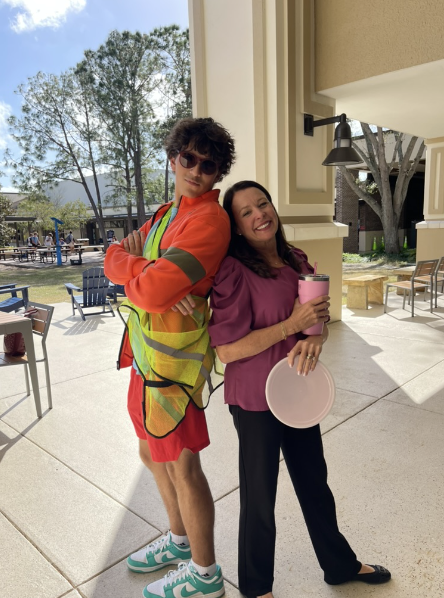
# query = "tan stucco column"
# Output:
<box><xmin>416</xmin><ymin>137</ymin><xmax>444</xmax><ymax>261</ymax></box>
<box><xmin>188</xmin><ymin>0</ymin><xmax>347</xmax><ymax>320</ymax></box>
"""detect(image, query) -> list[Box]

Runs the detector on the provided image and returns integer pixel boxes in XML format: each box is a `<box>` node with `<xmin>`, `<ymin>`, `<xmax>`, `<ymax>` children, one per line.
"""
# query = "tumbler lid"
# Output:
<box><xmin>299</xmin><ymin>274</ymin><xmax>330</xmax><ymax>281</ymax></box>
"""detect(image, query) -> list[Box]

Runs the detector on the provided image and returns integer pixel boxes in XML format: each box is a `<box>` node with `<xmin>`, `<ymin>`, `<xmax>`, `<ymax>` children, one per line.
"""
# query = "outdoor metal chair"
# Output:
<box><xmin>412</xmin><ymin>256</ymin><xmax>444</xmax><ymax>308</ymax></box>
<box><xmin>0</xmin><ymin>302</ymin><xmax>54</xmax><ymax>411</ymax></box>
<box><xmin>432</xmin><ymin>256</ymin><xmax>444</xmax><ymax>308</ymax></box>
<box><xmin>410</xmin><ymin>258</ymin><xmax>444</xmax><ymax>309</ymax></box>
<box><xmin>0</xmin><ymin>283</ymin><xmax>30</xmax><ymax>313</ymax></box>
<box><xmin>64</xmin><ymin>267</ymin><xmax>115</xmax><ymax>321</ymax></box>
<box><xmin>384</xmin><ymin>259</ymin><xmax>438</xmax><ymax>316</ymax></box>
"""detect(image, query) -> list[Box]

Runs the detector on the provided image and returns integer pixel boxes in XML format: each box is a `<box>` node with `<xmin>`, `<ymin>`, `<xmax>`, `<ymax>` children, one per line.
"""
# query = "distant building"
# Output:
<box><xmin>44</xmin><ymin>170</ymin><xmax>174</xmax><ymax>242</ymax></box>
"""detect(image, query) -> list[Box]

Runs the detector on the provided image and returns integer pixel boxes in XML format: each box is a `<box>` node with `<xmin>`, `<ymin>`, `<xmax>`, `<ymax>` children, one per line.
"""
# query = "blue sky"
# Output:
<box><xmin>0</xmin><ymin>0</ymin><xmax>189</xmax><ymax>191</ymax></box>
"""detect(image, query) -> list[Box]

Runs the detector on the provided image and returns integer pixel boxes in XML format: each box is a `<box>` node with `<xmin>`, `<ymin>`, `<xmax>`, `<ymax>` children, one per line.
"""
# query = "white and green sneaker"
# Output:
<box><xmin>127</xmin><ymin>532</ymin><xmax>191</xmax><ymax>573</ymax></box>
<box><xmin>143</xmin><ymin>561</ymin><xmax>225</xmax><ymax>598</ymax></box>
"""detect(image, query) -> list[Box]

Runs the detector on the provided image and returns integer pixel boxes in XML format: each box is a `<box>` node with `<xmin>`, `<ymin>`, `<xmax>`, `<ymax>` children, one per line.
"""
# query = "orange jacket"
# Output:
<box><xmin>104</xmin><ymin>189</ymin><xmax>230</xmax><ymax>368</ymax></box>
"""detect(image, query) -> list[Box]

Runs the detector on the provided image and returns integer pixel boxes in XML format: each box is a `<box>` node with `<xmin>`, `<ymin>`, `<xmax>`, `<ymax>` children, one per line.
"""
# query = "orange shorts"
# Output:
<box><xmin>127</xmin><ymin>367</ymin><xmax>210</xmax><ymax>463</ymax></box>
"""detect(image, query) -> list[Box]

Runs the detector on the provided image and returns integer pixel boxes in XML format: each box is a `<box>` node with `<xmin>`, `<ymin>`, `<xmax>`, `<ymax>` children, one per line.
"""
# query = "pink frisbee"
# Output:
<box><xmin>265</xmin><ymin>356</ymin><xmax>335</xmax><ymax>428</ymax></box>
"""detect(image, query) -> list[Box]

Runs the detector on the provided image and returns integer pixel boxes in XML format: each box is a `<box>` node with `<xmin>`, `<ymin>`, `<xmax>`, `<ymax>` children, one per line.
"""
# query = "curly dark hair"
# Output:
<box><xmin>223</xmin><ymin>180</ymin><xmax>302</xmax><ymax>278</ymax></box>
<box><xmin>164</xmin><ymin>117</ymin><xmax>236</xmax><ymax>181</ymax></box>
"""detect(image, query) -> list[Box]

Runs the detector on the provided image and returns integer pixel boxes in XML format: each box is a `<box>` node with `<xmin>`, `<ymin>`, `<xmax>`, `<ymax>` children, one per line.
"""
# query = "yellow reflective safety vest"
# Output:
<box><xmin>118</xmin><ymin>206</ymin><xmax>223</xmax><ymax>438</ymax></box>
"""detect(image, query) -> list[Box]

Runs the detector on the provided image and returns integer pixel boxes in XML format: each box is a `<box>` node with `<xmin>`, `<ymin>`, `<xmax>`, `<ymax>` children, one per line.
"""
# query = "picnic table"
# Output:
<box><xmin>1</xmin><ymin>244</ymin><xmax>104</xmax><ymax>265</ymax></box>
<box><xmin>1</xmin><ymin>246</ymin><xmax>49</xmax><ymax>262</ymax></box>
<box><xmin>36</xmin><ymin>247</ymin><xmax>71</xmax><ymax>263</ymax></box>
<box><xmin>0</xmin><ymin>249</ymin><xmax>17</xmax><ymax>261</ymax></box>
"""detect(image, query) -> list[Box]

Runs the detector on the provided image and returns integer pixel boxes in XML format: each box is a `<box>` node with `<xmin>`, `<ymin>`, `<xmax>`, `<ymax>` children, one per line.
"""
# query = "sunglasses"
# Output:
<box><xmin>178</xmin><ymin>151</ymin><xmax>218</xmax><ymax>176</ymax></box>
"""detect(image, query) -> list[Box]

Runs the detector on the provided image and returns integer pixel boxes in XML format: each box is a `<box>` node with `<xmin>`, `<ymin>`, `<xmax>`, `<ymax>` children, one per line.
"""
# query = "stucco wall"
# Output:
<box><xmin>315</xmin><ymin>0</ymin><xmax>444</xmax><ymax>91</ymax></box>
<box><xmin>416</xmin><ymin>228</ymin><xmax>444</xmax><ymax>262</ymax></box>
<box><xmin>188</xmin><ymin>0</ymin><xmax>345</xmax><ymax>319</ymax></box>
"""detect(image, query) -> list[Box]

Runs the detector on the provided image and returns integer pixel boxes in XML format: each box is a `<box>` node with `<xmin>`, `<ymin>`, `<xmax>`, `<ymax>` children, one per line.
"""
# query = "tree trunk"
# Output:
<box><xmin>123</xmin><ymin>166</ymin><xmax>133</xmax><ymax>234</ymax></box>
<box><xmin>381</xmin><ymin>202</ymin><xmax>400</xmax><ymax>254</ymax></box>
<box><xmin>383</xmin><ymin>225</ymin><xmax>399</xmax><ymax>254</ymax></box>
<box><xmin>127</xmin><ymin>198</ymin><xmax>133</xmax><ymax>234</ymax></box>
<box><xmin>164</xmin><ymin>156</ymin><xmax>169</xmax><ymax>203</ymax></box>
<box><xmin>134</xmin><ymin>130</ymin><xmax>146</xmax><ymax>228</ymax></box>
<box><xmin>95</xmin><ymin>218</ymin><xmax>108</xmax><ymax>250</ymax></box>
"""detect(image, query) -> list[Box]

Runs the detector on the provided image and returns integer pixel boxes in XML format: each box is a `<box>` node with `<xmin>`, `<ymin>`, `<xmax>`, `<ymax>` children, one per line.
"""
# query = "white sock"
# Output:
<box><xmin>171</xmin><ymin>531</ymin><xmax>189</xmax><ymax>546</ymax></box>
<box><xmin>190</xmin><ymin>559</ymin><xmax>217</xmax><ymax>578</ymax></box>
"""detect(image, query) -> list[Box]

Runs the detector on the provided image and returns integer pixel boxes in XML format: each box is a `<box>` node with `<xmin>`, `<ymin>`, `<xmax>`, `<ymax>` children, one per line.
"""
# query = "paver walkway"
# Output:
<box><xmin>1</xmin><ymin>290</ymin><xmax>444</xmax><ymax>597</ymax></box>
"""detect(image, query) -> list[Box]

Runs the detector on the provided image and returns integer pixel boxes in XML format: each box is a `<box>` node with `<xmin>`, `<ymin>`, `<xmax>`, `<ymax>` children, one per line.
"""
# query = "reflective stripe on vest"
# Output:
<box><xmin>118</xmin><ymin>206</ymin><xmax>223</xmax><ymax>438</ymax></box>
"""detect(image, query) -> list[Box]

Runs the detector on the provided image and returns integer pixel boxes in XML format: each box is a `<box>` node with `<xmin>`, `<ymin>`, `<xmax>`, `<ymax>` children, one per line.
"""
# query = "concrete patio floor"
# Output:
<box><xmin>1</xmin><ymin>292</ymin><xmax>444</xmax><ymax>598</ymax></box>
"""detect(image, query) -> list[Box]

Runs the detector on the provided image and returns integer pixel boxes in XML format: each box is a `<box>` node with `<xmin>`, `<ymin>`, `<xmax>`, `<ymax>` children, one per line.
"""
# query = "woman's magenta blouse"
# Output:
<box><xmin>209</xmin><ymin>249</ymin><xmax>314</xmax><ymax>411</ymax></box>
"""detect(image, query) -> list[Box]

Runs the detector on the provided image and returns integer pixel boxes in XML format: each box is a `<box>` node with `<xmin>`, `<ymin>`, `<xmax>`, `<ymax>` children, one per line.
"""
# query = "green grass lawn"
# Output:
<box><xmin>0</xmin><ymin>265</ymin><xmax>103</xmax><ymax>304</ymax></box>
<box><xmin>0</xmin><ymin>256</ymin><xmax>409</xmax><ymax>306</ymax></box>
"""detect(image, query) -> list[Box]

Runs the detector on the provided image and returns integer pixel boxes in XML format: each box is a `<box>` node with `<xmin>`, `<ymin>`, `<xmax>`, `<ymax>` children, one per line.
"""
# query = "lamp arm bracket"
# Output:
<box><xmin>304</xmin><ymin>113</ymin><xmax>346</xmax><ymax>136</ymax></box>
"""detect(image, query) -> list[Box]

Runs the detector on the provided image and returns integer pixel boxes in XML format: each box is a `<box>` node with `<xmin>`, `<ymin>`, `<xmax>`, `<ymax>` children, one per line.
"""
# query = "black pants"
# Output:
<box><xmin>230</xmin><ymin>406</ymin><xmax>361</xmax><ymax>597</ymax></box>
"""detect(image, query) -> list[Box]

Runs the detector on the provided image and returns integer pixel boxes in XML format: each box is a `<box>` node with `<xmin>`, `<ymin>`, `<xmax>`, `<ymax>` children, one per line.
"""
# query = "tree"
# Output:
<box><xmin>150</xmin><ymin>26</ymin><xmax>192</xmax><ymax>202</ymax></box>
<box><xmin>59</xmin><ymin>199</ymin><xmax>89</xmax><ymax>231</ymax></box>
<box><xmin>103</xmin><ymin>168</ymin><xmax>169</xmax><ymax>214</ymax></box>
<box><xmin>16</xmin><ymin>192</ymin><xmax>54</xmax><ymax>230</ymax></box>
<box><xmin>5</xmin><ymin>70</ymin><xmax>111</xmax><ymax>249</ymax></box>
<box><xmin>76</xmin><ymin>30</ymin><xmax>161</xmax><ymax>229</ymax></box>
<box><xmin>0</xmin><ymin>190</ymin><xmax>13</xmax><ymax>246</ymax></box>
<box><xmin>16</xmin><ymin>193</ymin><xmax>89</xmax><ymax>237</ymax></box>
<box><xmin>144</xmin><ymin>173</ymin><xmax>175</xmax><ymax>205</ymax></box>
<box><xmin>339</xmin><ymin>123</ymin><xmax>424</xmax><ymax>254</ymax></box>
<box><xmin>4</xmin><ymin>26</ymin><xmax>190</xmax><ymax>242</ymax></box>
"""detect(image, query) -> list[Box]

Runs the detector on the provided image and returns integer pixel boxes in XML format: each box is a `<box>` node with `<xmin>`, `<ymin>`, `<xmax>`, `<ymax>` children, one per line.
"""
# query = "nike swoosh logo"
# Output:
<box><xmin>153</xmin><ymin>551</ymin><xmax>175</xmax><ymax>564</ymax></box>
<box><xmin>181</xmin><ymin>588</ymin><xmax>198</xmax><ymax>598</ymax></box>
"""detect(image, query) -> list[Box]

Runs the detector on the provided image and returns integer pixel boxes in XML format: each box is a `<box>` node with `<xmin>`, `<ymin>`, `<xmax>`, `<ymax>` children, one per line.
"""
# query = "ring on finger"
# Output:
<box><xmin>306</xmin><ymin>354</ymin><xmax>314</xmax><ymax>360</ymax></box>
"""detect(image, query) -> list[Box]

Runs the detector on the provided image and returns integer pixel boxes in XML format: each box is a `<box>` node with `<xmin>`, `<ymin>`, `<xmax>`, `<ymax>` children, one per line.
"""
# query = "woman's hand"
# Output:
<box><xmin>287</xmin><ymin>335</ymin><xmax>324</xmax><ymax>375</ymax></box>
<box><xmin>123</xmin><ymin>230</ymin><xmax>146</xmax><ymax>256</ymax></box>
<box><xmin>171</xmin><ymin>293</ymin><xmax>196</xmax><ymax>316</ymax></box>
<box><xmin>285</xmin><ymin>296</ymin><xmax>330</xmax><ymax>335</ymax></box>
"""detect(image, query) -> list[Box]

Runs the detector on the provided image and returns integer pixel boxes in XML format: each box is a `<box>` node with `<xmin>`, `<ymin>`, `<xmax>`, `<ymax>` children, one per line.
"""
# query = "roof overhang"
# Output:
<box><xmin>318</xmin><ymin>59</ymin><xmax>444</xmax><ymax>140</ymax></box>
<box><xmin>5</xmin><ymin>216</ymin><xmax>36</xmax><ymax>222</ymax></box>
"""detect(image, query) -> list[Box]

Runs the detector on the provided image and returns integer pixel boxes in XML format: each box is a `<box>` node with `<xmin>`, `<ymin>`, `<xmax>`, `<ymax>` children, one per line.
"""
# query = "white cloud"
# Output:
<box><xmin>1</xmin><ymin>0</ymin><xmax>86</xmax><ymax>33</ymax></box>
<box><xmin>0</xmin><ymin>101</ymin><xmax>13</xmax><ymax>151</ymax></box>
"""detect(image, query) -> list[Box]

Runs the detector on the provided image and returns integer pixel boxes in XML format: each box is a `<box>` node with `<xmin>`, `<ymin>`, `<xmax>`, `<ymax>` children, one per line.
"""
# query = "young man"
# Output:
<box><xmin>104</xmin><ymin>117</ymin><xmax>235</xmax><ymax>598</ymax></box>
<box><xmin>28</xmin><ymin>231</ymin><xmax>39</xmax><ymax>247</ymax></box>
<box><xmin>65</xmin><ymin>231</ymin><xmax>75</xmax><ymax>253</ymax></box>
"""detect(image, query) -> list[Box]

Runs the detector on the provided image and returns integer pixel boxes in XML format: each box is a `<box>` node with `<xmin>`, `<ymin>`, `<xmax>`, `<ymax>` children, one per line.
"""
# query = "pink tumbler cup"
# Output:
<box><xmin>298</xmin><ymin>274</ymin><xmax>330</xmax><ymax>335</ymax></box>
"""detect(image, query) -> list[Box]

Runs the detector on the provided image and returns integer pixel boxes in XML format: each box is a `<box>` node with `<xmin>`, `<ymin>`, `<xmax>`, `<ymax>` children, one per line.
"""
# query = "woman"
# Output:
<box><xmin>208</xmin><ymin>181</ymin><xmax>390</xmax><ymax>598</ymax></box>
<box><xmin>44</xmin><ymin>233</ymin><xmax>54</xmax><ymax>247</ymax></box>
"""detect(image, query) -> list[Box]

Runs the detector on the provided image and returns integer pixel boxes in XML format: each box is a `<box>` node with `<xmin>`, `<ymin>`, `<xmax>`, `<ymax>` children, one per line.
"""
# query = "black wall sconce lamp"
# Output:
<box><xmin>303</xmin><ymin>113</ymin><xmax>361</xmax><ymax>166</ymax></box>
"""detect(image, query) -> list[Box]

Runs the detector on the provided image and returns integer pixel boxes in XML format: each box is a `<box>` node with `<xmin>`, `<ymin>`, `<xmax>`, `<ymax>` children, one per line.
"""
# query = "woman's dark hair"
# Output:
<box><xmin>223</xmin><ymin>180</ymin><xmax>302</xmax><ymax>278</ymax></box>
<box><xmin>164</xmin><ymin>117</ymin><xmax>236</xmax><ymax>181</ymax></box>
